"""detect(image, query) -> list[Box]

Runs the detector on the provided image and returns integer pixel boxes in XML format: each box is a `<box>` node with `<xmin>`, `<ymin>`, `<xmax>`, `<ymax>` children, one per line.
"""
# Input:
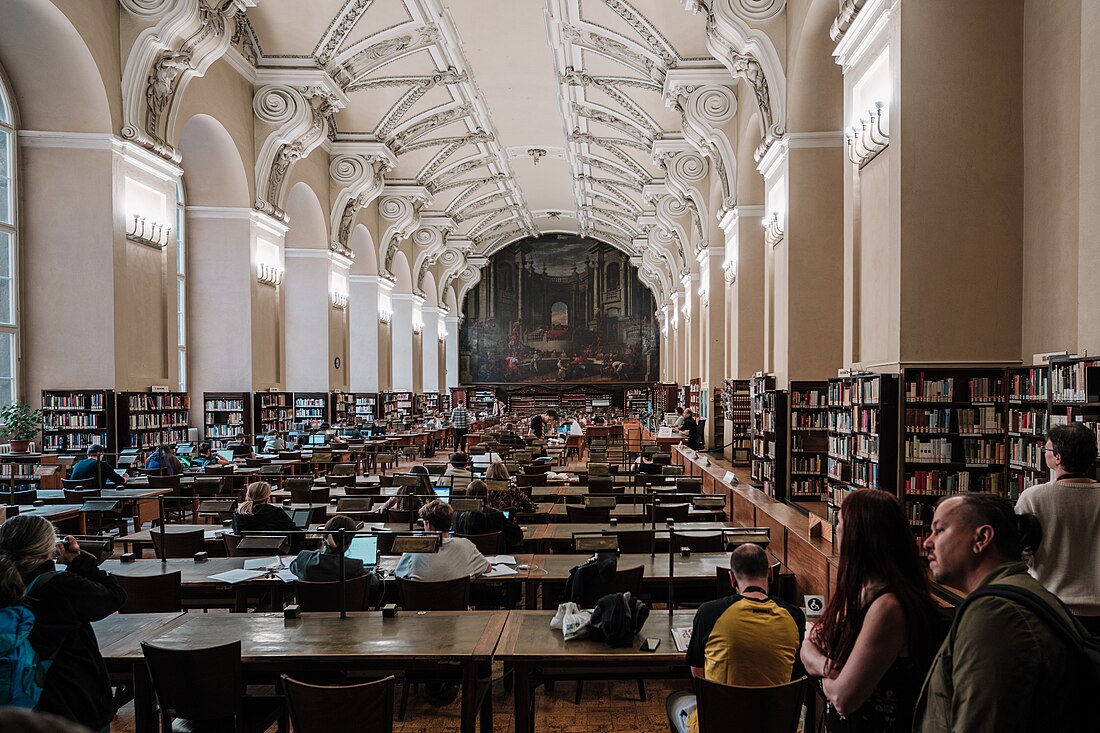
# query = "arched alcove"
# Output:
<box><xmin>284</xmin><ymin>182</ymin><xmax>328</xmax><ymax>249</ymax></box>
<box><xmin>0</xmin><ymin>0</ymin><xmax>111</xmax><ymax>133</ymax></box>
<box><xmin>349</xmin><ymin>224</ymin><xmax>378</xmax><ymax>276</ymax></box>
<box><xmin>178</xmin><ymin>115</ymin><xmax>250</xmax><ymax>207</ymax></box>
<box><xmin>390</xmin><ymin>250</ymin><xmax>413</xmax><ymax>294</ymax></box>
<box><xmin>421</xmin><ymin>270</ymin><xmax>439</xmax><ymax>308</ymax></box>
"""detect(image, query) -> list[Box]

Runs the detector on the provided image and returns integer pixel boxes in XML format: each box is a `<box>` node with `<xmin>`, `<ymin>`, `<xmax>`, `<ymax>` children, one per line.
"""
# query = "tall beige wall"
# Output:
<box><xmin>1078</xmin><ymin>0</ymin><xmax>1100</xmax><ymax>353</ymax></box>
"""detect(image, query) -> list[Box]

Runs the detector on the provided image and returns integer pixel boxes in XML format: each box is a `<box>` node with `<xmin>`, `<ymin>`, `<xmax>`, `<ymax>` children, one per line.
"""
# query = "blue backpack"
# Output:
<box><xmin>0</xmin><ymin>571</ymin><xmax>56</xmax><ymax>708</ymax></box>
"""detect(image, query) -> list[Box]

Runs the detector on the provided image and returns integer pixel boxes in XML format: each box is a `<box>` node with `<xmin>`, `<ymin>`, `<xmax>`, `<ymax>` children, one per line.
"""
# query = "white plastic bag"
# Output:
<box><xmin>551</xmin><ymin>602</ymin><xmax>592</xmax><ymax>640</ymax></box>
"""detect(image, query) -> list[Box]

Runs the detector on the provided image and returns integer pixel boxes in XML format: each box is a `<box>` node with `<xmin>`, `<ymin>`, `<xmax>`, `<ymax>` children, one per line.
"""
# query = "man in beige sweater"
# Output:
<box><xmin>1015</xmin><ymin>421</ymin><xmax>1100</xmax><ymax>634</ymax></box>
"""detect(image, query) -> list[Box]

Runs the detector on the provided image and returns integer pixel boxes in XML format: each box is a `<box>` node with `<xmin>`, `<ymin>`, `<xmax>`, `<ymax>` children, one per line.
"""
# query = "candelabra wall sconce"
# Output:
<box><xmin>378</xmin><ymin>308</ymin><xmax>393</xmax><ymax>325</ymax></box>
<box><xmin>845</xmin><ymin>101</ymin><xmax>890</xmax><ymax>169</ymax></box>
<box><xmin>722</xmin><ymin>259</ymin><xmax>736</xmax><ymax>282</ymax></box>
<box><xmin>256</xmin><ymin>262</ymin><xmax>284</xmax><ymax>287</ymax></box>
<box><xmin>330</xmin><ymin>291</ymin><xmax>348</xmax><ymax>309</ymax></box>
<box><xmin>762</xmin><ymin>212</ymin><xmax>785</xmax><ymax>247</ymax></box>
<box><xmin>126</xmin><ymin>214</ymin><xmax>172</xmax><ymax>249</ymax></box>
<box><xmin>412</xmin><ymin>321</ymin><xmax>425</xmax><ymax>336</ymax></box>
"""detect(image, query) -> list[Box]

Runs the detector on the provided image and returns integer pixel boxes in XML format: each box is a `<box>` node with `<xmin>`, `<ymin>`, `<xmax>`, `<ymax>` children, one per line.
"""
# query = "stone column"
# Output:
<box><xmin>348</xmin><ymin>274</ymin><xmax>382</xmax><ymax>392</ymax></box>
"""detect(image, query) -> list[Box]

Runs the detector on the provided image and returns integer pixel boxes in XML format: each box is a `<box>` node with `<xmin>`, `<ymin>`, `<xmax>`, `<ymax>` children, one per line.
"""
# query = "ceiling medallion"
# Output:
<box><xmin>528</xmin><ymin>148</ymin><xmax>547</xmax><ymax>165</ymax></box>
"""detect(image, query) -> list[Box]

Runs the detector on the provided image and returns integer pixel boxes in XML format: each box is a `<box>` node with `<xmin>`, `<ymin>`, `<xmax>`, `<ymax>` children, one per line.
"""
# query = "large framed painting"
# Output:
<box><xmin>459</xmin><ymin>235</ymin><xmax>659</xmax><ymax>384</ymax></box>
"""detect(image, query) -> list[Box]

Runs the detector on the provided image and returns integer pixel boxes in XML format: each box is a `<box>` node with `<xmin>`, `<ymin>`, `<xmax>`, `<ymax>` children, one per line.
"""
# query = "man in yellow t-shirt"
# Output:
<box><xmin>666</xmin><ymin>544</ymin><xmax>805</xmax><ymax>733</ymax></box>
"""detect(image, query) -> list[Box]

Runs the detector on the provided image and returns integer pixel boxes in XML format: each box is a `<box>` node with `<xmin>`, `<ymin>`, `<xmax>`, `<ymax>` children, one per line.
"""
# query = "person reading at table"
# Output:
<box><xmin>666</xmin><ymin>543</ymin><xmax>805</xmax><ymax>733</ymax></box>
<box><xmin>291</xmin><ymin>515</ymin><xmax>381</xmax><ymax>591</ymax></box>
<box><xmin>232</xmin><ymin>481</ymin><xmax>297</xmax><ymax>534</ymax></box>
<box><xmin>68</xmin><ymin>445</ymin><xmax>127</xmax><ymax>488</ymax></box>
<box><xmin>0</xmin><ymin>515</ymin><xmax>125</xmax><ymax>732</ymax></box>
<box><xmin>453</xmin><ymin>480</ymin><xmax>524</xmax><ymax>552</ymax></box>
<box><xmin>394</xmin><ymin>500</ymin><xmax>490</xmax><ymax>582</ymax></box>
<box><xmin>143</xmin><ymin>443</ymin><xmax>183</xmax><ymax>476</ymax></box>
<box><xmin>262</xmin><ymin>429</ymin><xmax>287</xmax><ymax>453</ymax></box>
<box><xmin>444</xmin><ymin>452</ymin><xmax>474</xmax><ymax>486</ymax></box>
<box><xmin>380</xmin><ymin>466</ymin><xmax>435</xmax><ymax>514</ymax></box>
<box><xmin>632</xmin><ymin>453</ymin><xmax>662</xmax><ymax>475</ymax></box>
<box><xmin>191</xmin><ymin>442</ymin><xmax>230</xmax><ymax>468</ymax></box>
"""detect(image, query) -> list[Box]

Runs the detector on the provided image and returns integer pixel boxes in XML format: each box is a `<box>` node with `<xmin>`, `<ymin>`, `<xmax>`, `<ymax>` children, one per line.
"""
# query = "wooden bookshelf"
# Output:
<box><xmin>202</xmin><ymin>392</ymin><xmax>250</xmax><ymax>450</ymax></box>
<box><xmin>1007</xmin><ymin>365</ymin><xmax>1050</xmax><ymax>499</ymax></box>
<box><xmin>117</xmin><ymin>391</ymin><xmax>190</xmax><ymax>449</ymax></box>
<box><xmin>254</xmin><ymin>392</ymin><xmax>293</xmax><ymax>435</ymax></box>
<box><xmin>688</xmin><ymin>378</ymin><xmax>701</xmax><ymax>417</ymax></box>
<box><xmin>468</xmin><ymin>388</ymin><xmax>497</xmax><ymax>414</ymax></box>
<box><xmin>900</xmin><ymin>367</ymin><xmax>1007</xmax><ymax>546</ymax></box>
<box><xmin>721</xmin><ymin>378</ymin><xmax>751</xmax><ymax>465</ymax></box>
<box><xmin>788</xmin><ymin>380</ymin><xmax>828</xmax><ymax>501</ymax></box>
<box><xmin>40</xmin><ymin>389</ymin><xmax>115</xmax><ymax>454</ymax></box>
<box><xmin>449</xmin><ymin>388</ymin><xmax>467</xmax><ymax>408</ymax></box>
<box><xmin>333</xmin><ymin>392</ymin><xmax>377</xmax><ymax>425</ymax></box>
<box><xmin>1048</xmin><ymin>355</ymin><xmax>1100</xmax><ymax>482</ymax></box>
<box><xmin>382</xmin><ymin>391</ymin><xmax>414</xmax><ymax>422</ymax></box>
<box><xmin>509</xmin><ymin>393</ymin><xmax>561</xmax><ymax>416</ymax></box>
<box><xmin>624</xmin><ymin>387</ymin><xmax>651</xmax><ymax>419</ymax></box>
<box><xmin>750</xmin><ymin>373</ymin><xmax>788</xmax><ymax>500</ymax></box>
<box><xmin>292</xmin><ymin>393</ymin><xmax>329</xmax><ymax>430</ymax></box>
<box><xmin>826</xmin><ymin>376</ymin><xmax>854</xmax><ymax>524</ymax></box>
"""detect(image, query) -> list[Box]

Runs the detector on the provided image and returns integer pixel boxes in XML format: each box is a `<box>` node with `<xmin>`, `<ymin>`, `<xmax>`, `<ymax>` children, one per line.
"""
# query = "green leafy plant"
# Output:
<box><xmin>0</xmin><ymin>402</ymin><xmax>44</xmax><ymax>442</ymax></box>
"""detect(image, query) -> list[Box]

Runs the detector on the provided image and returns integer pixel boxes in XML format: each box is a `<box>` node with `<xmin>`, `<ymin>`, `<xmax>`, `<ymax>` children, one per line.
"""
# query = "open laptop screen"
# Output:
<box><xmin>434</xmin><ymin>487</ymin><xmax>451</xmax><ymax>504</ymax></box>
<box><xmin>308</xmin><ymin>434</ymin><xmax>327</xmax><ymax>446</ymax></box>
<box><xmin>345</xmin><ymin>535</ymin><xmax>379</xmax><ymax>566</ymax></box>
<box><xmin>289</xmin><ymin>508</ymin><xmax>314</xmax><ymax>529</ymax></box>
<box><xmin>217</xmin><ymin>450</ymin><xmax>235</xmax><ymax>464</ymax></box>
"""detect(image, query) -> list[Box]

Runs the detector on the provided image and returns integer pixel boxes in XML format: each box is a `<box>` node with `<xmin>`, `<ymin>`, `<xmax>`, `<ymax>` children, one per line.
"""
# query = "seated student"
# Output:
<box><xmin>191</xmin><ymin>442</ymin><xmax>230</xmax><ymax>468</ymax></box>
<box><xmin>632</xmin><ymin>453</ymin><xmax>663</xmax><ymax>475</ymax></box>
<box><xmin>394</xmin><ymin>500</ymin><xmax>491</xmax><ymax>582</ymax></box>
<box><xmin>667</xmin><ymin>544</ymin><xmax>805</xmax><ymax>733</ymax></box>
<box><xmin>497</xmin><ymin>423</ymin><xmax>526</xmax><ymax>449</ymax></box>
<box><xmin>290</xmin><ymin>515</ymin><xmax>380</xmax><ymax>588</ymax></box>
<box><xmin>262</xmin><ymin>429</ymin><xmax>287</xmax><ymax>453</ymax></box>
<box><xmin>232</xmin><ymin>481</ymin><xmax>297</xmax><ymax>534</ymax></box>
<box><xmin>380</xmin><ymin>466</ymin><xmax>435</xmax><ymax>514</ymax></box>
<box><xmin>68</xmin><ymin>444</ymin><xmax>127</xmax><ymax>488</ymax></box>
<box><xmin>483</xmin><ymin>461</ymin><xmax>511</xmax><ymax>483</ymax></box>
<box><xmin>443</xmin><ymin>452</ymin><xmax>474</xmax><ymax>484</ymax></box>
<box><xmin>481</xmin><ymin>474</ymin><xmax>537</xmax><ymax>514</ymax></box>
<box><xmin>453</xmin><ymin>480</ymin><xmax>524</xmax><ymax>552</ymax></box>
<box><xmin>143</xmin><ymin>444</ymin><xmax>183</xmax><ymax>476</ymax></box>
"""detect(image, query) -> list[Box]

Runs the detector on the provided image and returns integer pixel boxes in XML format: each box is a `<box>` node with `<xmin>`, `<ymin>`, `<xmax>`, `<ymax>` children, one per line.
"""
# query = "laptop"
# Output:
<box><xmin>175</xmin><ymin>443</ymin><xmax>193</xmax><ymax>456</ymax></box>
<box><xmin>308</xmin><ymin>434</ymin><xmax>327</xmax><ymax>446</ymax></box>
<box><xmin>345</xmin><ymin>535</ymin><xmax>379</xmax><ymax>568</ymax></box>
<box><xmin>434</xmin><ymin>487</ymin><xmax>451</xmax><ymax>504</ymax></box>
<box><xmin>217</xmin><ymin>449</ymin><xmax>235</xmax><ymax>464</ymax></box>
<box><xmin>289</xmin><ymin>508</ymin><xmax>314</xmax><ymax>529</ymax></box>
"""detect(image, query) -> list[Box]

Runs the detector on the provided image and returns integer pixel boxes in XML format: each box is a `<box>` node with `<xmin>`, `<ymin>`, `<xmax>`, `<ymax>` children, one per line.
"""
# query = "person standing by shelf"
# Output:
<box><xmin>1015</xmin><ymin>421</ymin><xmax>1100</xmax><ymax>634</ymax></box>
<box><xmin>68</xmin><ymin>445</ymin><xmax>127</xmax><ymax>488</ymax></box>
<box><xmin>450</xmin><ymin>401</ymin><xmax>470</xmax><ymax>451</ymax></box>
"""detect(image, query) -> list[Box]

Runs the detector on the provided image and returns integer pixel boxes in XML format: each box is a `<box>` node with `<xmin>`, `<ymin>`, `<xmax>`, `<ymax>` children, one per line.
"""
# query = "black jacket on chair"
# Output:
<box><xmin>564</xmin><ymin>551</ymin><xmax>618</xmax><ymax>608</ymax></box>
<box><xmin>231</xmin><ymin>503</ymin><xmax>298</xmax><ymax>534</ymax></box>
<box><xmin>23</xmin><ymin>554</ymin><xmax>126</xmax><ymax>730</ymax></box>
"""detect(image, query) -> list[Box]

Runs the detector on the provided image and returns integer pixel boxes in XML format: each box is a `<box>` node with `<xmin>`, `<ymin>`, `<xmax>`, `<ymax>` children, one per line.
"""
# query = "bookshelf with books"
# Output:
<box><xmin>721</xmin><ymin>378</ymin><xmax>751</xmax><ymax>465</ymax></box>
<box><xmin>788</xmin><ymin>380</ymin><xmax>828</xmax><ymax>501</ymax></box>
<box><xmin>202</xmin><ymin>392</ymin><xmax>250</xmax><ymax>450</ymax></box>
<box><xmin>469</xmin><ymin>388</ymin><xmax>497</xmax><ymax>414</ymax></box>
<box><xmin>1007</xmin><ymin>365</ymin><xmax>1050</xmax><ymax>499</ymax></box>
<box><xmin>900</xmin><ymin>367</ymin><xmax>1007</xmax><ymax>545</ymax></box>
<box><xmin>825</xmin><ymin>376</ymin><xmax>854</xmax><ymax>524</ymax></box>
<box><xmin>1048</xmin><ymin>355</ymin><xmax>1100</xmax><ymax>483</ymax></box>
<box><xmin>688</xmin><ymin>379</ymin><xmax>701</xmax><ymax>417</ymax></box>
<box><xmin>40</xmin><ymin>389</ymin><xmax>116</xmax><ymax>454</ymax></box>
<box><xmin>655</xmin><ymin>383</ymin><xmax>677</xmax><ymax>423</ymax></box>
<box><xmin>382</xmin><ymin>392</ymin><xmax>414</xmax><ymax>422</ymax></box>
<box><xmin>624</xmin><ymin>387</ymin><xmax>651</xmax><ymax>419</ymax></box>
<box><xmin>560</xmin><ymin>392</ymin><xmax>591</xmax><ymax>414</ymax></box>
<box><xmin>750</xmin><ymin>373</ymin><xmax>788</xmax><ymax>500</ymax></box>
<box><xmin>414</xmin><ymin>393</ymin><xmax>429</xmax><ymax>416</ymax></box>
<box><xmin>254</xmin><ymin>392</ymin><xmax>293</xmax><ymax>435</ymax></box>
<box><xmin>509</xmin><ymin>394</ymin><xmax>561</xmax><ymax>416</ymax></box>
<box><xmin>333</xmin><ymin>392</ymin><xmax>377</xmax><ymax>425</ymax></box>
<box><xmin>292</xmin><ymin>393</ymin><xmax>329</xmax><ymax>430</ymax></box>
<box><xmin>117</xmin><ymin>391</ymin><xmax>191</xmax><ymax>449</ymax></box>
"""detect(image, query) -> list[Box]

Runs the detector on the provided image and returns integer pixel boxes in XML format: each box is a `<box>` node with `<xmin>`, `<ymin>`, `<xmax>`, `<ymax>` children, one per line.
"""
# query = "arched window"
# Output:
<box><xmin>0</xmin><ymin>74</ymin><xmax>18</xmax><ymax>405</ymax></box>
<box><xmin>550</xmin><ymin>301</ymin><xmax>569</xmax><ymax>327</ymax></box>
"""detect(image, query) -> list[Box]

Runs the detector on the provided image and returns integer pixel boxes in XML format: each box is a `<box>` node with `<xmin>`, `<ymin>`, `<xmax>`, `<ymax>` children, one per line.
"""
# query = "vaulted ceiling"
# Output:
<box><xmin>238</xmin><ymin>0</ymin><xmax>712</xmax><ymax>255</ymax></box>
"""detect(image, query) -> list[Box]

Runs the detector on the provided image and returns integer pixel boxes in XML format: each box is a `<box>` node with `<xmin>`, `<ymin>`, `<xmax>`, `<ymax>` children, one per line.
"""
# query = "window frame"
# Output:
<box><xmin>0</xmin><ymin>71</ymin><xmax>20</xmax><ymax>407</ymax></box>
<box><xmin>175</xmin><ymin>182</ymin><xmax>187</xmax><ymax>392</ymax></box>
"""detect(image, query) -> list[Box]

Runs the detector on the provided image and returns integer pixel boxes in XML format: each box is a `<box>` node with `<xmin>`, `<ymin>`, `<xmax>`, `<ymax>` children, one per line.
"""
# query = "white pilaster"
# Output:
<box><xmin>390</xmin><ymin>293</ymin><xmax>416</xmax><ymax>391</ymax></box>
<box><xmin>348</xmin><ymin>274</ymin><xmax>383</xmax><ymax>392</ymax></box>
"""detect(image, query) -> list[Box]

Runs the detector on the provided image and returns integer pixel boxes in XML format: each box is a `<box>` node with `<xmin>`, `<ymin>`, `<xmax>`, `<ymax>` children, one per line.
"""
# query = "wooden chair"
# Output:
<box><xmin>282</xmin><ymin>476</ymin><xmax>313</xmax><ymax>495</ymax></box>
<box><xmin>376</xmin><ymin>453</ymin><xmax>396</xmax><ymax>475</ymax></box>
<box><xmin>323</xmin><ymin>474</ymin><xmax>355</xmax><ymax>488</ymax></box>
<box><xmin>386</xmin><ymin>508</ymin><xmax>417</xmax><ymax>525</ymax></box>
<box><xmin>345</xmin><ymin>484</ymin><xmax>381</xmax><ymax>497</ymax></box>
<box><xmin>295</xmin><ymin>574</ymin><xmax>373</xmax><ymax>612</ymax></box>
<box><xmin>671</xmin><ymin>530</ymin><xmax>724</xmax><ymax>553</ymax></box>
<box><xmin>329</xmin><ymin>462</ymin><xmax>357</xmax><ymax>477</ymax></box>
<box><xmin>62</xmin><ymin>477</ymin><xmax>98</xmax><ymax>492</ymax></box>
<box><xmin>661</xmin><ymin>465</ymin><xmax>684</xmax><ymax>476</ymax></box>
<box><xmin>5</xmin><ymin>489</ymin><xmax>37</xmax><ymax>505</ymax></box>
<box><xmin>141</xmin><ymin>640</ymin><xmax>286</xmax><ymax>733</ymax></box>
<box><xmin>693</xmin><ymin>677</ymin><xmax>805</xmax><ymax>733</ymax></box>
<box><xmin>62</xmin><ymin>487</ymin><xmax>101</xmax><ymax>503</ymax></box>
<box><xmin>149</xmin><ymin>528</ymin><xmax>206</xmax><ymax>559</ymax></box>
<box><xmin>203</xmin><ymin>464</ymin><xmax>235</xmax><ymax>476</ymax></box>
<box><xmin>566</xmin><ymin>505</ymin><xmax>611</xmax><ymax>523</ymax></box>
<box><xmin>290</xmin><ymin>485</ymin><xmax>330</xmax><ymax>505</ymax></box>
<box><xmin>146</xmin><ymin>474</ymin><xmax>182</xmax><ymax>490</ymax></box>
<box><xmin>587</xmin><ymin>462</ymin><xmax>610</xmax><ymax>476</ymax></box>
<box><xmin>282</xmin><ymin>675</ymin><xmax>395</xmax><ymax>733</ymax></box>
<box><xmin>455</xmin><ymin>531</ymin><xmax>501</xmax><ymax>555</ymax></box>
<box><xmin>574</xmin><ymin>565</ymin><xmax>646</xmax><ymax>703</ymax></box>
<box><xmin>606</xmin><ymin>529</ymin><xmax>655</xmax><ymax>554</ymax></box>
<box><xmin>649</xmin><ymin>503</ymin><xmax>690</xmax><ymax>523</ymax></box>
<box><xmin>714</xmin><ymin>561</ymin><xmax>786</xmax><ymax>600</ymax></box>
<box><xmin>676</xmin><ymin>478</ymin><xmax>703</xmax><ymax>494</ymax></box>
<box><xmin>112</xmin><ymin>571</ymin><xmax>183</xmax><ymax>613</ymax></box>
<box><xmin>222</xmin><ymin>532</ymin><xmax>289</xmax><ymax>557</ymax></box>
<box><xmin>397</xmin><ymin>576</ymin><xmax>470</xmax><ymax>611</ymax></box>
<box><xmin>515</xmin><ymin>473</ymin><xmax>547</xmax><ymax>489</ymax></box>
<box><xmin>587</xmin><ymin>478</ymin><xmax>622</xmax><ymax>495</ymax></box>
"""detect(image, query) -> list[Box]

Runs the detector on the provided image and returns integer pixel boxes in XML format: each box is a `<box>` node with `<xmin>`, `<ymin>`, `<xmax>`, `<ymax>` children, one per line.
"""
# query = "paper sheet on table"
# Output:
<box><xmin>208</xmin><ymin>569</ymin><xmax>267</xmax><ymax>584</ymax></box>
<box><xmin>242</xmin><ymin>556</ymin><xmax>284</xmax><ymax>570</ymax></box>
<box><xmin>203</xmin><ymin>530</ymin><xmax>224</xmax><ymax>539</ymax></box>
<box><xmin>485</xmin><ymin>555</ymin><xmax>517</xmax><ymax>565</ymax></box>
<box><xmin>275</xmin><ymin>569</ymin><xmax>297</xmax><ymax>583</ymax></box>
<box><xmin>485</xmin><ymin>564</ymin><xmax>519</xmax><ymax>577</ymax></box>
<box><xmin>671</xmin><ymin>627</ymin><xmax>693</xmax><ymax>653</ymax></box>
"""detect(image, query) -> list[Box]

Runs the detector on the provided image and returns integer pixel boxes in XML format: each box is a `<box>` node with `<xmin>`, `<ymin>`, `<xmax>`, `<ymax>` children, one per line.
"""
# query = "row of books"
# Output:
<box><xmin>42</xmin><ymin>393</ymin><xmax>106</xmax><ymax>410</ymax></box>
<box><xmin>904</xmin><ymin>470</ymin><xmax>1004</xmax><ymax>495</ymax></box>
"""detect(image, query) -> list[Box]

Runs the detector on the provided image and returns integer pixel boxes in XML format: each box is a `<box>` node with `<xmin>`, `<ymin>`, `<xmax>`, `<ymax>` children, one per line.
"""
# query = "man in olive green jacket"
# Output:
<box><xmin>913</xmin><ymin>493</ymin><xmax>1079</xmax><ymax>732</ymax></box>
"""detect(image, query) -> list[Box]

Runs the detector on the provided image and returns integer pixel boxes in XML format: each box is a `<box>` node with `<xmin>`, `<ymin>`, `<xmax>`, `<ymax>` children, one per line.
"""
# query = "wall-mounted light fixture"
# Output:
<box><xmin>330</xmin><ymin>291</ymin><xmax>348</xmax><ymax>309</ymax></box>
<box><xmin>126</xmin><ymin>214</ymin><xmax>172</xmax><ymax>249</ymax></box>
<box><xmin>722</xmin><ymin>258</ymin><xmax>736</xmax><ymax>282</ymax></box>
<box><xmin>378</xmin><ymin>308</ymin><xmax>393</xmax><ymax>324</ymax></box>
<box><xmin>256</xmin><ymin>262</ymin><xmax>284</xmax><ymax>287</ymax></box>
<box><xmin>845</xmin><ymin>101</ymin><xmax>889</xmax><ymax>169</ymax></box>
<box><xmin>762</xmin><ymin>211</ymin><xmax>785</xmax><ymax>247</ymax></box>
<box><xmin>412</xmin><ymin>321</ymin><xmax>425</xmax><ymax>336</ymax></box>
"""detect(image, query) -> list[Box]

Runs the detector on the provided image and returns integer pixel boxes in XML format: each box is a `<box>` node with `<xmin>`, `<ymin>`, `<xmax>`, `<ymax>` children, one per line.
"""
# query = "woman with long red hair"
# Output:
<box><xmin>800</xmin><ymin>489</ymin><xmax>942</xmax><ymax>732</ymax></box>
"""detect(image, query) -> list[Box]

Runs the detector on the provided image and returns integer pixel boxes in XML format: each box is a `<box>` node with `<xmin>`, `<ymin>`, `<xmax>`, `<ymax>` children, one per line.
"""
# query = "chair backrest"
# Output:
<box><xmin>522</xmin><ymin>463</ymin><xmax>552</xmax><ymax>475</ymax></box>
<box><xmin>146</xmin><ymin>474</ymin><xmax>182</xmax><ymax>490</ymax></box>
<box><xmin>607</xmin><ymin>529</ymin><xmax>655</xmax><ymax>554</ymax></box>
<box><xmin>61</xmin><ymin>477</ymin><xmax>98</xmax><ymax>491</ymax></box>
<box><xmin>291</xmin><ymin>486</ymin><xmax>330</xmax><ymax>505</ymax></box>
<box><xmin>566</xmin><ymin>505</ymin><xmax>611</xmax><ymax>523</ymax></box>
<box><xmin>587</xmin><ymin>462</ymin><xmax>610</xmax><ymax>476</ymax></box>
<box><xmin>193</xmin><ymin>477</ymin><xmax>225</xmax><ymax>497</ymax></box>
<box><xmin>676</xmin><ymin>478</ymin><xmax>702</xmax><ymax>494</ymax></box>
<box><xmin>150</xmin><ymin>528</ymin><xmax>206</xmax><ymax>559</ymax></box>
<box><xmin>661</xmin><ymin>465</ymin><xmax>684</xmax><ymax>476</ymax></box>
<box><xmin>587</xmin><ymin>478</ymin><xmax>622</xmax><ymax>495</ymax></box>
<box><xmin>454</xmin><ymin>531</ymin><xmax>501</xmax><ymax>555</ymax></box>
<box><xmin>386</xmin><ymin>508</ymin><xmax>416</xmax><ymax>525</ymax></box>
<box><xmin>336</xmin><ymin>497</ymin><xmax>373</xmax><ymax>512</ymax></box>
<box><xmin>671</xmin><ymin>530</ymin><xmax>724</xmax><ymax>553</ymax></box>
<box><xmin>295</xmin><ymin>574</ymin><xmax>372</xmax><ymax>612</ymax></box>
<box><xmin>142</xmin><ymin>640</ymin><xmax>242</xmax><ymax>725</ymax></box>
<box><xmin>259</xmin><ymin>464</ymin><xmax>284</xmax><ymax>477</ymax></box>
<box><xmin>63</xmin><ymin>488</ymin><xmax>101</xmax><ymax>503</ymax></box>
<box><xmin>345</xmin><ymin>485</ymin><xmax>381</xmax><ymax>497</ymax></box>
<box><xmin>324</xmin><ymin>474</ymin><xmax>355</xmax><ymax>487</ymax></box>
<box><xmin>7</xmin><ymin>489</ymin><xmax>37</xmax><ymax>505</ymax></box>
<box><xmin>653</xmin><ymin>452</ymin><xmax>672</xmax><ymax>465</ymax></box>
<box><xmin>649</xmin><ymin>503</ymin><xmax>690</xmax><ymax>523</ymax></box>
<box><xmin>283</xmin><ymin>477</ymin><xmax>313</xmax><ymax>495</ymax></box>
<box><xmin>423</xmin><ymin>462</ymin><xmax>448</xmax><ymax>476</ymax></box>
<box><xmin>329</xmin><ymin>462</ymin><xmax>356</xmax><ymax>476</ymax></box>
<box><xmin>575</xmin><ymin>564</ymin><xmax>644</xmax><ymax>608</ymax></box>
<box><xmin>515</xmin><ymin>473</ymin><xmax>547</xmax><ymax>488</ymax></box>
<box><xmin>397</xmin><ymin>576</ymin><xmax>470</xmax><ymax>611</ymax></box>
<box><xmin>694</xmin><ymin>676</ymin><xmax>805</xmax><ymax>733</ymax></box>
<box><xmin>282</xmin><ymin>675</ymin><xmax>395</xmax><ymax>733</ymax></box>
<box><xmin>113</xmin><ymin>571</ymin><xmax>183</xmax><ymax>613</ymax></box>
<box><xmin>202</xmin><ymin>464</ymin><xmax>235</xmax><ymax>475</ymax></box>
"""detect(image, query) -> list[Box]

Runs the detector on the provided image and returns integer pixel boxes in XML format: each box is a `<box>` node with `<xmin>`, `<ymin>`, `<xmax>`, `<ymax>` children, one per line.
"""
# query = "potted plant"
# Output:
<box><xmin>0</xmin><ymin>402</ymin><xmax>44</xmax><ymax>453</ymax></box>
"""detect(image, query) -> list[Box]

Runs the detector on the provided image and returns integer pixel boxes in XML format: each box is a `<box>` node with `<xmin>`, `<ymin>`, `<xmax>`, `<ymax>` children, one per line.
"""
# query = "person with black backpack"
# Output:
<box><xmin>914</xmin><ymin>493</ymin><xmax>1092</xmax><ymax>732</ymax></box>
<box><xmin>0</xmin><ymin>515</ymin><xmax>125</xmax><ymax>732</ymax></box>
